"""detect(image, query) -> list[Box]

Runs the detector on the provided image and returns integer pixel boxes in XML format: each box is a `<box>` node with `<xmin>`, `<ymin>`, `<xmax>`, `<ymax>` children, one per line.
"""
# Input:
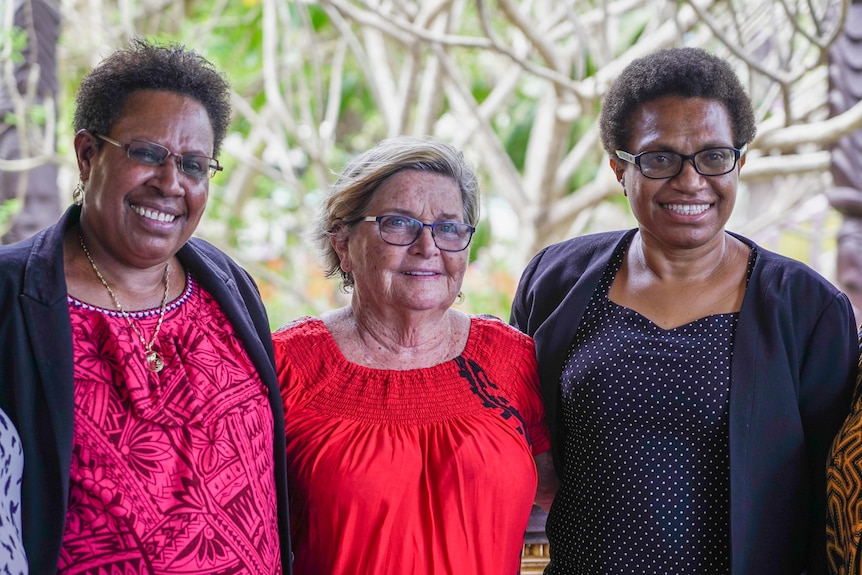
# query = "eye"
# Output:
<box><xmin>128</xmin><ymin>142</ymin><xmax>166</xmax><ymax>165</ymax></box>
<box><xmin>182</xmin><ymin>155</ymin><xmax>208</xmax><ymax>177</ymax></box>
<box><xmin>700</xmin><ymin>148</ymin><xmax>732</xmax><ymax>166</ymax></box>
<box><xmin>435</xmin><ymin>222</ymin><xmax>459</xmax><ymax>235</ymax></box>
<box><xmin>380</xmin><ymin>215</ymin><xmax>418</xmax><ymax>232</ymax></box>
<box><xmin>646</xmin><ymin>152</ymin><xmax>674</xmax><ymax>166</ymax></box>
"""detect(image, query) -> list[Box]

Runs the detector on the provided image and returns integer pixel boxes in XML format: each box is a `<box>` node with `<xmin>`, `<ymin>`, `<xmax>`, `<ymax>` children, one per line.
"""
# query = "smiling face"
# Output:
<box><xmin>333</xmin><ymin>169</ymin><xmax>469</xmax><ymax>317</ymax></box>
<box><xmin>75</xmin><ymin>89</ymin><xmax>214</xmax><ymax>270</ymax></box>
<box><xmin>611</xmin><ymin>96</ymin><xmax>745</xmax><ymax>253</ymax></box>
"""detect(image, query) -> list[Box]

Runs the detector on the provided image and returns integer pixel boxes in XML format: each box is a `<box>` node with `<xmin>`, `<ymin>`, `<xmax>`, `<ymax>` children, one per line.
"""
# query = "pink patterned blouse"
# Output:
<box><xmin>61</xmin><ymin>275</ymin><xmax>281</xmax><ymax>574</ymax></box>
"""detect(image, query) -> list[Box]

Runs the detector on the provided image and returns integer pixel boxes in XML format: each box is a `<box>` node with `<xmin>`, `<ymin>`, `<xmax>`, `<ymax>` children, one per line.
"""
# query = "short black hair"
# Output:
<box><xmin>73</xmin><ymin>38</ymin><xmax>231</xmax><ymax>156</ymax></box>
<box><xmin>599</xmin><ymin>47</ymin><xmax>756</xmax><ymax>155</ymax></box>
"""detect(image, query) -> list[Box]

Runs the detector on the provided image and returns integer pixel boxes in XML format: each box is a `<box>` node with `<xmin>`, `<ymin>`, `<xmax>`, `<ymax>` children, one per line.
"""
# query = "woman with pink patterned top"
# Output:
<box><xmin>273</xmin><ymin>136</ymin><xmax>557</xmax><ymax>575</ymax></box>
<box><xmin>0</xmin><ymin>40</ymin><xmax>291</xmax><ymax>574</ymax></box>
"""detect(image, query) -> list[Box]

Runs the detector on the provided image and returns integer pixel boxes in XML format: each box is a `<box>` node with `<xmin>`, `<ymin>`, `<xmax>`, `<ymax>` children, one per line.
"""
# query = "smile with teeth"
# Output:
<box><xmin>405</xmin><ymin>271</ymin><xmax>436</xmax><ymax>276</ymax></box>
<box><xmin>662</xmin><ymin>203</ymin><xmax>710</xmax><ymax>216</ymax></box>
<box><xmin>132</xmin><ymin>204</ymin><xmax>176</xmax><ymax>223</ymax></box>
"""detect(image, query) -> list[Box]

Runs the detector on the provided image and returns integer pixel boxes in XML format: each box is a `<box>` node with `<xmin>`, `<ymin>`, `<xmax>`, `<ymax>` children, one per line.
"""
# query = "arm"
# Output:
<box><xmin>800</xmin><ymin>292</ymin><xmax>858</xmax><ymax>573</ymax></box>
<box><xmin>534</xmin><ymin>451</ymin><xmax>558</xmax><ymax>512</ymax></box>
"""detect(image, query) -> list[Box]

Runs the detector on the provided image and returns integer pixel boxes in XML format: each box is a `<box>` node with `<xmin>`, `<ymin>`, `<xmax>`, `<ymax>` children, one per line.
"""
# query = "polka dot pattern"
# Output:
<box><xmin>545</xmin><ymin>245</ymin><xmax>754</xmax><ymax>574</ymax></box>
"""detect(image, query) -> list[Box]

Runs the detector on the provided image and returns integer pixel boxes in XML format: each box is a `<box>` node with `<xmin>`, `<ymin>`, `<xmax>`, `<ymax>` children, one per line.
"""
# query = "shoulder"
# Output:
<box><xmin>182</xmin><ymin>237</ymin><xmax>245</xmax><ymax>273</ymax></box>
<box><xmin>180</xmin><ymin>238</ymin><xmax>262</xmax><ymax>298</ymax></box>
<box><xmin>737</xmin><ymin>234</ymin><xmax>845</xmax><ymax>300</ymax></box>
<box><xmin>528</xmin><ymin>229</ymin><xmax>632</xmax><ymax>269</ymax></box>
<box><xmin>470</xmin><ymin>314</ymin><xmax>536</xmax><ymax>354</ymax></box>
<box><xmin>272</xmin><ymin>316</ymin><xmax>326</xmax><ymax>345</ymax></box>
<box><xmin>513</xmin><ymin>229</ymin><xmax>632</xmax><ymax>315</ymax></box>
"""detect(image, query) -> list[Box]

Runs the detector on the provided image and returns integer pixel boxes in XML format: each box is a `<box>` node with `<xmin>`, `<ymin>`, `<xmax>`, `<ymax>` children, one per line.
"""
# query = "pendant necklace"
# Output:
<box><xmin>79</xmin><ymin>233</ymin><xmax>170</xmax><ymax>373</ymax></box>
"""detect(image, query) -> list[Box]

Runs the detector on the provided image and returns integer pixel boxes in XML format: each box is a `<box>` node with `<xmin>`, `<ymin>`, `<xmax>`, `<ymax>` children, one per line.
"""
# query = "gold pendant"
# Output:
<box><xmin>146</xmin><ymin>350</ymin><xmax>165</xmax><ymax>373</ymax></box>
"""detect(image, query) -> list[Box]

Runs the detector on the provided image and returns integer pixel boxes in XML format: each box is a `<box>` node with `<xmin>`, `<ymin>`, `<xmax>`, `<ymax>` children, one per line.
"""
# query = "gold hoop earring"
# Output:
<box><xmin>455</xmin><ymin>291</ymin><xmax>465</xmax><ymax>305</ymax></box>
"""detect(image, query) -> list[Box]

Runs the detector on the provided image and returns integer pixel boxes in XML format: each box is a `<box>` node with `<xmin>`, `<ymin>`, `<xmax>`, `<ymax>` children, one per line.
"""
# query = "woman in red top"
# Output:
<box><xmin>273</xmin><ymin>136</ymin><xmax>556</xmax><ymax>574</ymax></box>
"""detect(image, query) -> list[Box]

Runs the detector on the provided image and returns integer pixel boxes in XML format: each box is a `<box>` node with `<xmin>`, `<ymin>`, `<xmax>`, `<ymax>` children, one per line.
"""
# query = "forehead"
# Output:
<box><xmin>628</xmin><ymin>96</ymin><xmax>733</xmax><ymax>150</ymax></box>
<box><xmin>111</xmin><ymin>90</ymin><xmax>214</xmax><ymax>153</ymax></box>
<box><xmin>370</xmin><ymin>170</ymin><xmax>463</xmax><ymax>214</ymax></box>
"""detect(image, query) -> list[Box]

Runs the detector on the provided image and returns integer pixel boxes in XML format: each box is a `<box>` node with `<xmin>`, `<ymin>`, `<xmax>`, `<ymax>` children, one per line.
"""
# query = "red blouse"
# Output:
<box><xmin>274</xmin><ymin>315</ymin><xmax>550</xmax><ymax>575</ymax></box>
<box><xmin>61</xmin><ymin>276</ymin><xmax>281</xmax><ymax>574</ymax></box>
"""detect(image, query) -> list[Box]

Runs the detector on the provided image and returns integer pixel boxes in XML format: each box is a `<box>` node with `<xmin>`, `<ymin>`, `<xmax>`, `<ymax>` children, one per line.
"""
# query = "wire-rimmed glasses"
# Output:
<box><xmin>361</xmin><ymin>214</ymin><xmax>475</xmax><ymax>252</ymax></box>
<box><xmin>96</xmin><ymin>133</ymin><xmax>222</xmax><ymax>180</ymax></box>
<box><xmin>615</xmin><ymin>145</ymin><xmax>747</xmax><ymax>179</ymax></box>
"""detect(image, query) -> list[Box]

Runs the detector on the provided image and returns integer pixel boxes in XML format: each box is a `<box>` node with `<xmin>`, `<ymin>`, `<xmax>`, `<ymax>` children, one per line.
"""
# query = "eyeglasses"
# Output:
<box><xmin>96</xmin><ymin>133</ymin><xmax>222</xmax><ymax>180</ymax></box>
<box><xmin>360</xmin><ymin>215</ymin><xmax>475</xmax><ymax>252</ymax></box>
<box><xmin>615</xmin><ymin>145</ymin><xmax>746</xmax><ymax>179</ymax></box>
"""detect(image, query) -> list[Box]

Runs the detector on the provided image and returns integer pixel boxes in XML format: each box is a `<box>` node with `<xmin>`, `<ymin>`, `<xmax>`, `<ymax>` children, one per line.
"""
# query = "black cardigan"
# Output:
<box><xmin>0</xmin><ymin>205</ymin><xmax>292</xmax><ymax>574</ymax></box>
<box><xmin>510</xmin><ymin>229</ymin><xmax>858</xmax><ymax>575</ymax></box>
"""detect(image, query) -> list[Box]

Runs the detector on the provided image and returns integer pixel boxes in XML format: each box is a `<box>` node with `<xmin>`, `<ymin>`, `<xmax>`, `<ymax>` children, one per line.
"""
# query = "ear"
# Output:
<box><xmin>330</xmin><ymin>224</ymin><xmax>352</xmax><ymax>274</ymax></box>
<box><xmin>610</xmin><ymin>157</ymin><xmax>627</xmax><ymax>196</ymax></box>
<box><xmin>74</xmin><ymin>130</ymin><xmax>98</xmax><ymax>181</ymax></box>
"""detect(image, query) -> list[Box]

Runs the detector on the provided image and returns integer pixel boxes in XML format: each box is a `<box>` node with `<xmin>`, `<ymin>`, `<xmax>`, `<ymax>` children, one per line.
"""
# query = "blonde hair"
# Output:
<box><xmin>309</xmin><ymin>135</ymin><xmax>480</xmax><ymax>289</ymax></box>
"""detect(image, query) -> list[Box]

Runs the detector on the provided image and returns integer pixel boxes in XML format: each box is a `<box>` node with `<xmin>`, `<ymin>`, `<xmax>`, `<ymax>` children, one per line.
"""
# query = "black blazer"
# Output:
<box><xmin>510</xmin><ymin>229</ymin><xmax>858</xmax><ymax>575</ymax></box>
<box><xmin>0</xmin><ymin>205</ymin><xmax>292</xmax><ymax>574</ymax></box>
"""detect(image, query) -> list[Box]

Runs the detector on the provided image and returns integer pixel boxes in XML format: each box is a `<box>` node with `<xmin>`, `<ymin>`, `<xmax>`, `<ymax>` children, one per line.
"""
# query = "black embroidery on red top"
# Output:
<box><xmin>456</xmin><ymin>356</ymin><xmax>531</xmax><ymax>447</ymax></box>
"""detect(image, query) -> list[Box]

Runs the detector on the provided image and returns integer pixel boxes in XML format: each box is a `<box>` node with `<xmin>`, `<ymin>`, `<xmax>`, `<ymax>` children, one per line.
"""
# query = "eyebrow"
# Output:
<box><xmin>377</xmin><ymin>208</ymin><xmax>464</xmax><ymax>221</ymax></box>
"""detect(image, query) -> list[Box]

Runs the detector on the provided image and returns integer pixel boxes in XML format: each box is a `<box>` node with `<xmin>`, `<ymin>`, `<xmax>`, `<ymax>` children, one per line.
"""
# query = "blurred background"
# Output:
<box><xmin>3</xmin><ymin>0</ymin><xmax>862</xmax><ymax>327</ymax></box>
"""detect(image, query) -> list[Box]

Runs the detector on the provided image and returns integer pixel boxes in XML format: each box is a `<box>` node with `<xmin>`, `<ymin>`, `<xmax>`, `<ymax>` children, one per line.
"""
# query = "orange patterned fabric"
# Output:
<box><xmin>827</xmin><ymin>329</ymin><xmax>862</xmax><ymax>575</ymax></box>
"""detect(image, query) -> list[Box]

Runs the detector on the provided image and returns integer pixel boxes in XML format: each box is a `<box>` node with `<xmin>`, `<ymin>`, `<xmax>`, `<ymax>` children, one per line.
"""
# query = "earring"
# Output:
<box><xmin>73</xmin><ymin>179</ymin><xmax>85</xmax><ymax>205</ymax></box>
<box><xmin>455</xmin><ymin>291</ymin><xmax>465</xmax><ymax>305</ymax></box>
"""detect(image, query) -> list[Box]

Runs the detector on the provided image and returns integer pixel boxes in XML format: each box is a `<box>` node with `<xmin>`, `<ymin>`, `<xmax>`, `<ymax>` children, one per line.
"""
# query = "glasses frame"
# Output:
<box><xmin>615</xmin><ymin>145</ymin><xmax>747</xmax><ymax>179</ymax></box>
<box><xmin>95</xmin><ymin>133</ymin><xmax>223</xmax><ymax>179</ymax></box>
<box><xmin>360</xmin><ymin>215</ymin><xmax>476</xmax><ymax>252</ymax></box>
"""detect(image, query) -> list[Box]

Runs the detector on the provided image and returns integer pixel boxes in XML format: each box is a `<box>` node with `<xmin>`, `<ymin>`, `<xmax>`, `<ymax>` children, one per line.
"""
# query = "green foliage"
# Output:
<box><xmin>498</xmin><ymin>99</ymin><xmax>536</xmax><ymax>172</ymax></box>
<box><xmin>0</xmin><ymin>199</ymin><xmax>21</xmax><ymax>229</ymax></box>
<box><xmin>0</xmin><ymin>26</ymin><xmax>28</xmax><ymax>66</ymax></box>
<box><xmin>3</xmin><ymin>104</ymin><xmax>48</xmax><ymax>128</ymax></box>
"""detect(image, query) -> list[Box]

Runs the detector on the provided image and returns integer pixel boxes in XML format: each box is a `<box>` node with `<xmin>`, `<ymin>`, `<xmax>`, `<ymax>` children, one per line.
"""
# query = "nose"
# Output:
<box><xmin>410</xmin><ymin>224</ymin><xmax>439</xmax><ymax>254</ymax></box>
<box><xmin>150</xmin><ymin>156</ymin><xmax>187</xmax><ymax>195</ymax></box>
<box><xmin>673</xmin><ymin>157</ymin><xmax>707</xmax><ymax>186</ymax></box>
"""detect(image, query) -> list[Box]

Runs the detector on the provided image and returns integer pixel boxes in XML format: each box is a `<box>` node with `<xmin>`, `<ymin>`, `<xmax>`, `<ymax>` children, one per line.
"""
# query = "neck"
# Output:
<box><xmin>353</xmin><ymin>304</ymin><xmax>452</xmax><ymax>353</ymax></box>
<box><xmin>634</xmin><ymin>230</ymin><xmax>733</xmax><ymax>282</ymax></box>
<box><xmin>325</xmin><ymin>305</ymin><xmax>464</xmax><ymax>370</ymax></box>
<box><xmin>71</xmin><ymin>227</ymin><xmax>175</xmax><ymax>310</ymax></box>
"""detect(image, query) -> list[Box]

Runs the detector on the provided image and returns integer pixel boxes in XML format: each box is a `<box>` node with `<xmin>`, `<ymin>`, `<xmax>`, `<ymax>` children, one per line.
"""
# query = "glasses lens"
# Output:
<box><xmin>179</xmin><ymin>155</ymin><xmax>215</xmax><ymax>179</ymax></box>
<box><xmin>378</xmin><ymin>215</ymin><xmax>422</xmax><ymax>246</ymax></box>
<box><xmin>638</xmin><ymin>151</ymin><xmax>682</xmax><ymax>178</ymax></box>
<box><xmin>376</xmin><ymin>216</ymin><xmax>474</xmax><ymax>251</ymax></box>
<box><xmin>432</xmin><ymin>222</ymin><xmax>474</xmax><ymax>251</ymax></box>
<box><xmin>126</xmin><ymin>141</ymin><xmax>169</xmax><ymax>166</ymax></box>
<box><xmin>694</xmin><ymin>148</ymin><xmax>736</xmax><ymax>175</ymax></box>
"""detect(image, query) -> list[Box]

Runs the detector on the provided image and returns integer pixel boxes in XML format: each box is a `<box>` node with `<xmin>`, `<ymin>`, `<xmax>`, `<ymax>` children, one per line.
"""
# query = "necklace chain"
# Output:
<box><xmin>78</xmin><ymin>233</ymin><xmax>170</xmax><ymax>373</ymax></box>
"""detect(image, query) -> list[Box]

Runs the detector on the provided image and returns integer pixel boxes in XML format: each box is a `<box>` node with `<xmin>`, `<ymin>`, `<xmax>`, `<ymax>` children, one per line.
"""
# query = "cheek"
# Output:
<box><xmin>445</xmin><ymin>254</ymin><xmax>469</xmax><ymax>279</ymax></box>
<box><xmin>187</xmin><ymin>187</ymin><xmax>209</xmax><ymax>213</ymax></box>
<box><xmin>349</xmin><ymin>243</ymin><xmax>388</xmax><ymax>277</ymax></box>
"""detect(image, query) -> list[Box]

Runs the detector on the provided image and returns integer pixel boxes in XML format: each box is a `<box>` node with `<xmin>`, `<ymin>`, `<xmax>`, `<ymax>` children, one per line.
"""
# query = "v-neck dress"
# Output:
<box><xmin>273</xmin><ymin>315</ymin><xmax>550</xmax><ymax>575</ymax></box>
<box><xmin>545</xmin><ymin>242</ymin><xmax>754</xmax><ymax>574</ymax></box>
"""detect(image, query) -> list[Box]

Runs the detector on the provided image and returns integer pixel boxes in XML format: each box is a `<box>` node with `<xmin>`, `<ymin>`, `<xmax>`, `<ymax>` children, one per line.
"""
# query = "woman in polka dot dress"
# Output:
<box><xmin>510</xmin><ymin>47</ymin><xmax>858</xmax><ymax>575</ymax></box>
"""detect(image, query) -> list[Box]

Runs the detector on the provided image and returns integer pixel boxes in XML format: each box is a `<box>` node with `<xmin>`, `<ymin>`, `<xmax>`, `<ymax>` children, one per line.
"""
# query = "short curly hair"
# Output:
<box><xmin>310</xmin><ymin>135</ymin><xmax>480</xmax><ymax>290</ymax></box>
<box><xmin>73</xmin><ymin>38</ymin><xmax>231</xmax><ymax>157</ymax></box>
<box><xmin>599</xmin><ymin>47</ymin><xmax>756</xmax><ymax>155</ymax></box>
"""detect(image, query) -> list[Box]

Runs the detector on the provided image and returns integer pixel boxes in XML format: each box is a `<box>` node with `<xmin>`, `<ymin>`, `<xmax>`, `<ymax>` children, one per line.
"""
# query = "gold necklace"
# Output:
<box><xmin>78</xmin><ymin>233</ymin><xmax>170</xmax><ymax>373</ymax></box>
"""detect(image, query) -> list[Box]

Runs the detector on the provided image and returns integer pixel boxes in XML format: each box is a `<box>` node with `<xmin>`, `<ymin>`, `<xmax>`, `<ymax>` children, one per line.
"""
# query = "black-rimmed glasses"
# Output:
<box><xmin>615</xmin><ymin>145</ymin><xmax>746</xmax><ymax>179</ymax></box>
<box><xmin>96</xmin><ymin>133</ymin><xmax>222</xmax><ymax>180</ymax></box>
<box><xmin>361</xmin><ymin>215</ymin><xmax>475</xmax><ymax>252</ymax></box>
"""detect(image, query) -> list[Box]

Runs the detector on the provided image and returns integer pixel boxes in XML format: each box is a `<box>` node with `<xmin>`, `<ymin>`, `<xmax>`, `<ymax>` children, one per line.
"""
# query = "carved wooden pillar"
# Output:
<box><xmin>0</xmin><ymin>0</ymin><xmax>61</xmax><ymax>244</ymax></box>
<box><xmin>827</xmin><ymin>0</ymin><xmax>862</xmax><ymax>326</ymax></box>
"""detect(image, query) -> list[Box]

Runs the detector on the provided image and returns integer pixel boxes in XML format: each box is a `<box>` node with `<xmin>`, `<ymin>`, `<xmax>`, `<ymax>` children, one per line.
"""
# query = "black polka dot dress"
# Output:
<box><xmin>544</xmin><ymin>244</ymin><xmax>754</xmax><ymax>574</ymax></box>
